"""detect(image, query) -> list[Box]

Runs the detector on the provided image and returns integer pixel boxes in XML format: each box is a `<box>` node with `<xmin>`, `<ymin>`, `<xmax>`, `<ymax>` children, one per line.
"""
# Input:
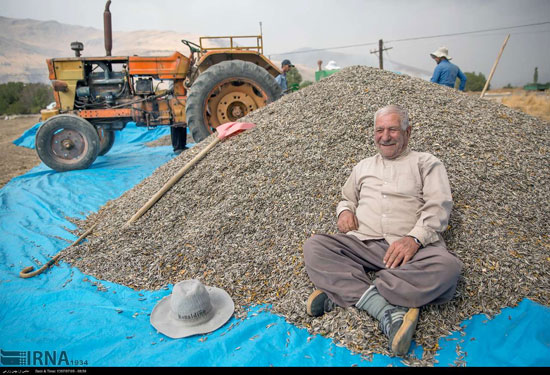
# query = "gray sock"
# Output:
<box><xmin>355</xmin><ymin>285</ymin><xmax>391</xmax><ymax>320</ymax></box>
<box><xmin>355</xmin><ymin>285</ymin><xmax>407</xmax><ymax>337</ymax></box>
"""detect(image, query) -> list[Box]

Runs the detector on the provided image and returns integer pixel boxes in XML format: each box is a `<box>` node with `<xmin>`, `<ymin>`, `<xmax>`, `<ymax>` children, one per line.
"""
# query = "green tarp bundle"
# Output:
<box><xmin>315</xmin><ymin>69</ymin><xmax>340</xmax><ymax>82</ymax></box>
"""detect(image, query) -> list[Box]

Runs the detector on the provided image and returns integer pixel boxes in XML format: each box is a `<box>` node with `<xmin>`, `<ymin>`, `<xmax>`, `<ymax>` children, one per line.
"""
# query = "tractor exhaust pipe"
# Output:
<box><xmin>104</xmin><ymin>0</ymin><xmax>112</xmax><ymax>56</ymax></box>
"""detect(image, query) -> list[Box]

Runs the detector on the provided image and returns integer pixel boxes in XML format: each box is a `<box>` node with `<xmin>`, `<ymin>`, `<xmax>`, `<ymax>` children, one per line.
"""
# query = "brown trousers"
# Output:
<box><xmin>303</xmin><ymin>233</ymin><xmax>463</xmax><ymax>308</ymax></box>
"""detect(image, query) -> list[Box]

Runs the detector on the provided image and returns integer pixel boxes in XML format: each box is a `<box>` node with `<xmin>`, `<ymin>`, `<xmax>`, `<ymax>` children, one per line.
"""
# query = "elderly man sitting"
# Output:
<box><xmin>303</xmin><ymin>104</ymin><xmax>463</xmax><ymax>356</ymax></box>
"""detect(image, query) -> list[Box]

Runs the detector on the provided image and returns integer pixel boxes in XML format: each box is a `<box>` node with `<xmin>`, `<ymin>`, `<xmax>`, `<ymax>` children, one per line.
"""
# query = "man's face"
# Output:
<box><xmin>374</xmin><ymin>113</ymin><xmax>411</xmax><ymax>159</ymax></box>
<box><xmin>282</xmin><ymin>64</ymin><xmax>291</xmax><ymax>73</ymax></box>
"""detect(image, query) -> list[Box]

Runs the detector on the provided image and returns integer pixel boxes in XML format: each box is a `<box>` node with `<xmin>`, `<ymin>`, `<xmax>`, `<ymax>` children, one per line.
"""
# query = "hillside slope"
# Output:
<box><xmin>0</xmin><ymin>16</ymin><xmax>205</xmax><ymax>84</ymax></box>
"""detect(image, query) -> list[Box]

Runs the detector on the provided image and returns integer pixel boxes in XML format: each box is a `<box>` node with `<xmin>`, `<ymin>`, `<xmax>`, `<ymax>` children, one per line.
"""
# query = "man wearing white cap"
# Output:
<box><xmin>430</xmin><ymin>47</ymin><xmax>467</xmax><ymax>91</ymax></box>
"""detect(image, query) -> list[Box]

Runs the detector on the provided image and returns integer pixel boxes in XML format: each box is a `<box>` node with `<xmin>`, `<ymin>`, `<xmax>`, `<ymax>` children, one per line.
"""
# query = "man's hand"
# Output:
<box><xmin>337</xmin><ymin>210</ymin><xmax>359</xmax><ymax>233</ymax></box>
<box><xmin>383</xmin><ymin>236</ymin><xmax>421</xmax><ymax>269</ymax></box>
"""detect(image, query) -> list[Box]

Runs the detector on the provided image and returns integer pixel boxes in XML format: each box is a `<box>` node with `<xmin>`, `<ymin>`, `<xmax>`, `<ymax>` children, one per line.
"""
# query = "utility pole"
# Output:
<box><xmin>370</xmin><ymin>39</ymin><xmax>393</xmax><ymax>70</ymax></box>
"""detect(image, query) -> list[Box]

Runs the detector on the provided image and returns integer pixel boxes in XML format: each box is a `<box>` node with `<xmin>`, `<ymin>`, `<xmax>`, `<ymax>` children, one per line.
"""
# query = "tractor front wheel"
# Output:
<box><xmin>35</xmin><ymin>115</ymin><xmax>101</xmax><ymax>172</ymax></box>
<box><xmin>186</xmin><ymin>60</ymin><xmax>282</xmax><ymax>143</ymax></box>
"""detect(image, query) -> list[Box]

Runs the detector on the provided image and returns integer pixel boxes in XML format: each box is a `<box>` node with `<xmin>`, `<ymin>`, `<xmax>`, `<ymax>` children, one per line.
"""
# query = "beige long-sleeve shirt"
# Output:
<box><xmin>336</xmin><ymin>148</ymin><xmax>453</xmax><ymax>246</ymax></box>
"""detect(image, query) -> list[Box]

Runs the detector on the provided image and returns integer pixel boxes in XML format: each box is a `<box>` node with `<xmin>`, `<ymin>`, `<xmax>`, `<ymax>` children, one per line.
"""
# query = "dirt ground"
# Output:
<box><xmin>0</xmin><ymin>115</ymin><xmax>41</xmax><ymax>188</ymax></box>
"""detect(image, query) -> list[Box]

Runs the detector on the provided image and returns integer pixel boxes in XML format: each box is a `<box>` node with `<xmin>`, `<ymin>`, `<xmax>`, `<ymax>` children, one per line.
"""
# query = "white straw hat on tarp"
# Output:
<box><xmin>150</xmin><ymin>279</ymin><xmax>234</xmax><ymax>339</ymax></box>
<box><xmin>430</xmin><ymin>47</ymin><xmax>452</xmax><ymax>60</ymax></box>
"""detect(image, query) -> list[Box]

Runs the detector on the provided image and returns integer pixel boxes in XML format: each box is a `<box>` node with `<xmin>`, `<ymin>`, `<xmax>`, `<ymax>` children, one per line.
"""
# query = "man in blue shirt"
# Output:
<box><xmin>275</xmin><ymin>59</ymin><xmax>294</xmax><ymax>93</ymax></box>
<box><xmin>430</xmin><ymin>47</ymin><xmax>467</xmax><ymax>91</ymax></box>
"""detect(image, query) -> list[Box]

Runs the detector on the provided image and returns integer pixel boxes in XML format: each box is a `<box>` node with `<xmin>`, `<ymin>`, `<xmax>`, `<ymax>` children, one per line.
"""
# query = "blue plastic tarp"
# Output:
<box><xmin>1</xmin><ymin>122</ymin><xmax>549</xmax><ymax>367</ymax></box>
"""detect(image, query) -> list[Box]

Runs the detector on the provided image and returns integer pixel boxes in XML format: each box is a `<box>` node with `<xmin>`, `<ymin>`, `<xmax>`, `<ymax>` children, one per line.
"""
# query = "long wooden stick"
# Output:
<box><xmin>480</xmin><ymin>34</ymin><xmax>510</xmax><ymax>99</ymax></box>
<box><xmin>20</xmin><ymin>222</ymin><xmax>98</xmax><ymax>278</ymax></box>
<box><xmin>124</xmin><ymin>136</ymin><xmax>221</xmax><ymax>227</ymax></box>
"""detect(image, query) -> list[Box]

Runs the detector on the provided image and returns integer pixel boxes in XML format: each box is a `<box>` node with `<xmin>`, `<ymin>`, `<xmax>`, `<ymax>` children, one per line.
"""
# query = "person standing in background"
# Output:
<box><xmin>275</xmin><ymin>59</ymin><xmax>294</xmax><ymax>93</ymax></box>
<box><xmin>430</xmin><ymin>47</ymin><xmax>467</xmax><ymax>91</ymax></box>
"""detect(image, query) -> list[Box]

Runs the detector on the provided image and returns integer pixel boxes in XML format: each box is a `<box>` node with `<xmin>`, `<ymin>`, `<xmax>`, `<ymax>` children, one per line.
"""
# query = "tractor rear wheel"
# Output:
<box><xmin>35</xmin><ymin>114</ymin><xmax>100</xmax><ymax>172</ymax></box>
<box><xmin>186</xmin><ymin>60</ymin><xmax>282</xmax><ymax>143</ymax></box>
<box><xmin>97</xmin><ymin>128</ymin><xmax>115</xmax><ymax>156</ymax></box>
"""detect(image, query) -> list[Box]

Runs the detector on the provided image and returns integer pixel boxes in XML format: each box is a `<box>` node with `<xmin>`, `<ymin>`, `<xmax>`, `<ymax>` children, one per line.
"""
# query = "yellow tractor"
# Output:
<box><xmin>38</xmin><ymin>0</ymin><xmax>282</xmax><ymax>171</ymax></box>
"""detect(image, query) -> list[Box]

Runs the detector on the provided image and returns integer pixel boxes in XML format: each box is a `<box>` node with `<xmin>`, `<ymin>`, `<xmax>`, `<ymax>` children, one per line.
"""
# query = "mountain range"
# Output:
<box><xmin>0</xmin><ymin>16</ymin><xmax>210</xmax><ymax>84</ymax></box>
<box><xmin>0</xmin><ymin>16</ymin><xmax>325</xmax><ymax>85</ymax></box>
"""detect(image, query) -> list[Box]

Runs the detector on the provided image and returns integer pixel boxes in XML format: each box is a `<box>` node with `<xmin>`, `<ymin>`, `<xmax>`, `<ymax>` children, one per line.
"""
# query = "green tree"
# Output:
<box><xmin>0</xmin><ymin>82</ymin><xmax>24</xmax><ymax>114</ymax></box>
<box><xmin>21</xmin><ymin>83</ymin><xmax>54</xmax><ymax>113</ymax></box>
<box><xmin>0</xmin><ymin>82</ymin><xmax>53</xmax><ymax>115</ymax></box>
<box><xmin>459</xmin><ymin>72</ymin><xmax>488</xmax><ymax>92</ymax></box>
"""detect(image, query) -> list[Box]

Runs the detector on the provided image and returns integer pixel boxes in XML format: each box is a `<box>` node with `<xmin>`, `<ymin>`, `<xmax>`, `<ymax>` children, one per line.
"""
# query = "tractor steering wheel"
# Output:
<box><xmin>181</xmin><ymin>40</ymin><xmax>202</xmax><ymax>53</ymax></box>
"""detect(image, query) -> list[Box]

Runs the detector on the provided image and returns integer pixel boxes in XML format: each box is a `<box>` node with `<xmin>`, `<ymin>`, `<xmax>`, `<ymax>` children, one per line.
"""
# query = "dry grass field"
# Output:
<box><xmin>501</xmin><ymin>91</ymin><xmax>550</xmax><ymax>122</ymax></box>
<box><xmin>474</xmin><ymin>89</ymin><xmax>550</xmax><ymax>122</ymax></box>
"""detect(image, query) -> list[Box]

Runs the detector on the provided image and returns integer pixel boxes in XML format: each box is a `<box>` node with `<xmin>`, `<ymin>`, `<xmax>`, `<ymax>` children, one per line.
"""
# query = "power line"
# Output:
<box><xmin>269</xmin><ymin>21</ymin><xmax>550</xmax><ymax>56</ymax></box>
<box><xmin>270</xmin><ymin>41</ymin><xmax>379</xmax><ymax>56</ymax></box>
<box><xmin>386</xmin><ymin>21</ymin><xmax>550</xmax><ymax>43</ymax></box>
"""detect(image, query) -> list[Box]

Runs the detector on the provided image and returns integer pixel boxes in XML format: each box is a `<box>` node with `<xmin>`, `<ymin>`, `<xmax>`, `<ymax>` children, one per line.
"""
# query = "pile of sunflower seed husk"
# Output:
<box><xmin>63</xmin><ymin>66</ymin><xmax>549</xmax><ymax>366</ymax></box>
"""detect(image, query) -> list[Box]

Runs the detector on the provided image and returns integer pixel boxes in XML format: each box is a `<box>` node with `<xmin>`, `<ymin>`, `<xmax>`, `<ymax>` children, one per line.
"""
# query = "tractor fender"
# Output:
<box><xmin>196</xmin><ymin>50</ymin><xmax>281</xmax><ymax>78</ymax></box>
